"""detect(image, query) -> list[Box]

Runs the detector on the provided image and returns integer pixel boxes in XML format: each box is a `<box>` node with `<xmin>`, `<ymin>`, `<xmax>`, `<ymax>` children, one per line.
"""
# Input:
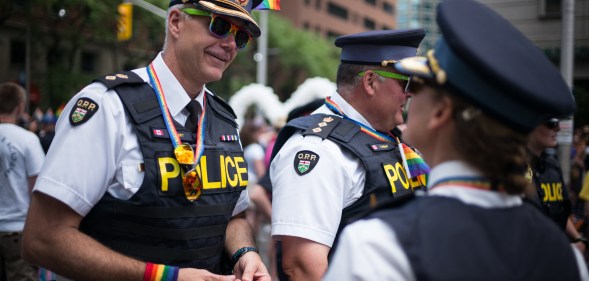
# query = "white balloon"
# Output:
<box><xmin>228</xmin><ymin>77</ymin><xmax>336</xmax><ymax>129</ymax></box>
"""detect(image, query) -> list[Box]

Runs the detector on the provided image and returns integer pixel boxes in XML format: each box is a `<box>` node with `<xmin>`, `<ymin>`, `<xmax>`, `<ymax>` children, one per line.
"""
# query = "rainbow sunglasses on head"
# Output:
<box><xmin>181</xmin><ymin>8</ymin><xmax>252</xmax><ymax>49</ymax></box>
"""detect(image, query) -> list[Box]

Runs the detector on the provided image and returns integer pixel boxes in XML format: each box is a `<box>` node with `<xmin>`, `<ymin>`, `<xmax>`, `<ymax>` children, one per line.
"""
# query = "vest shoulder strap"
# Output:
<box><xmin>207</xmin><ymin>92</ymin><xmax>237</xmax><ymax>125</ymax></box>
<box><xmin>270</xmin><ymin>114</ymin><xmax>343</xmax><ymax>162</ymax></box>
<box><xmin>93</xmin><ymin>71</ymin><xmax>145</xmax><ymax>89</ymax></box>
<box><xmin>96</xmin><ymin>72</ymin><xmax>161</xmax><ymax>125</ymax></box>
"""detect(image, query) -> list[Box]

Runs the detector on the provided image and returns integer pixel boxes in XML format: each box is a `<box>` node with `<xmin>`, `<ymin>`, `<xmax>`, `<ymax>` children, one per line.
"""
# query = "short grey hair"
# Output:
<box><xmin>336</xmin><ymin>63</ymin><xmax>386</xmax><ymax>93</ymax></box>
<box><xmin>163</xmin><ymin>3</ymin><xmax>192</xmax><ymax>52</ymax></box>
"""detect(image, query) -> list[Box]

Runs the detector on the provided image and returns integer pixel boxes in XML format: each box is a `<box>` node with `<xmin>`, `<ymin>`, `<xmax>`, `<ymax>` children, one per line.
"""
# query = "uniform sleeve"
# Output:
<box><xmin>24</xmin><ymin>133</ymin><xmax>45</xmax><ymax>177</ymax></box>
<box><xmin>231</xmin><ymin>190</ymin><xmax>250</xmax><ymax>216</ymax></box>
<box><xmin>33</xmin><ymin>83</ymin><xmax>124</xmax><ymax>216</ymax></box>
<box><xmin>270</xmin><ymin>133</ymin><xmax>364</xmax><ymax>247</ymax></box>
<box><xmin>572</xmin><ymin>245</ymin><xmax>589</xmax><ymax>281</ymax></box>
<box><xmin>323</xmin><ymin>219</ymin><xmax>416</xmax><ymax>281</ymax></box>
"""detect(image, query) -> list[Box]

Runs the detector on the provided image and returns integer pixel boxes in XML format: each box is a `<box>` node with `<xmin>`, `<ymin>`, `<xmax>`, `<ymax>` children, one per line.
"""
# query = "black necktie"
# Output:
<box><xmin>184</xmin><ymin>100</ymin><xmax>201</xmax><ymax>132</ymax></box>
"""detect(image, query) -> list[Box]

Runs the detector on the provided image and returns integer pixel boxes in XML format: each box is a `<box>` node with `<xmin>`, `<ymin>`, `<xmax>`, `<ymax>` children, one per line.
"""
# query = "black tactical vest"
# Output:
<box><xmin>370</xmin><ymin>195</ymin><xmax>581</xmax><ymax>281</ymax></box>
<box><xmin>272</xmin><ymin>114</ymin><xmax>426</xmax><ymax>254</ymax></box>
<box><xmin>79</xmin><ymin>72</ymin><xmax>247</xmax><ymax>272</ymax></box>
<box><xmin>529</xmin><ymin>152</ymin><xmax>571</xmax><ymax>230</ymax></box>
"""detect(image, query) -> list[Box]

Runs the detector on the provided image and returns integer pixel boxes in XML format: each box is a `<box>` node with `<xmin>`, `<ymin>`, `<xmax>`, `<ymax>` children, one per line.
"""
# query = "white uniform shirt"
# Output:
<box><xmin>34</xmin><ymin>53</ymin><xmax>249</xmax><ymax>217</ymax></box>
<box><xmin>0</xmin><ymin>124</ymin><xmax>45</xmax><ymax>232</ymax></box>
<box><xmin>324</xmin><ymin>161</ymin><xmax>589</xmax><ymax>281</ymax></box>
<box><xmin>270</xmin><ymin>92</ymin><xmax>366</xmax><ymax>247</ymax></box>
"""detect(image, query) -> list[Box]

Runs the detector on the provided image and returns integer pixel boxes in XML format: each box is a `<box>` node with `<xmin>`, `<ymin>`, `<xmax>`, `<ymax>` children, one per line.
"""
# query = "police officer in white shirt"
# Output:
<box><xmin>21</xmin><ymin>1</ymin><xmax>273</xmax><ymax>281</ymax></box>
<box><xmin>270</xmin><ymin>29</ymin><xmax>427</xmax><ymax>281</ymax></box>
<box><xmin>324</xmin><ymin>0</ymin><xmax>589</xmax><ymax>280</ymax></box>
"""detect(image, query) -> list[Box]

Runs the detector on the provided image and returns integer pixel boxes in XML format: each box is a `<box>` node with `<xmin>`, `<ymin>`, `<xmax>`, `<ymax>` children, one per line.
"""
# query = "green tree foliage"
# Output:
<box><xmin>5</xmin><ymin>2</ymin><xmax>339</xmax><ymax>109</ymax></box>
<box><xmin>15</xmin><ymin>0</ymin><xmax>123</xmax><ymax>109</ymax></box>
<box><xmin>209</xmin><ymin>12</ymin><xmax>340</xmax><ymax>101</ymax></box>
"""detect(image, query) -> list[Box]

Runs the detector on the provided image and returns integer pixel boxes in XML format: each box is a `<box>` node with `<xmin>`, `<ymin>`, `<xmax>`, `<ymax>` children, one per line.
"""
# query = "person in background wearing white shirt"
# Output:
<box><xmin>0</xmin><ymin>82</ymin><xmax>45</xmax><ymax>281</ymax></box>
<box><xmin>325</xmin><ymin>0</ymin><xmax>589</xmax><ymax>280</ymax></box>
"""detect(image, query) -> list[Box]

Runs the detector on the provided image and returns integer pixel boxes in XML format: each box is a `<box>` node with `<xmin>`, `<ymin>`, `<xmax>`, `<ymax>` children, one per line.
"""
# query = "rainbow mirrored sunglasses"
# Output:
<box><xmin>181</xmin><ymin>8</ymin><xmax>252</xmax><ymax>49</ymax></box>
<box><xmin>358</xmin><ymin>69</ymin><xmax>411</xmax><ymax>93</ymax></box>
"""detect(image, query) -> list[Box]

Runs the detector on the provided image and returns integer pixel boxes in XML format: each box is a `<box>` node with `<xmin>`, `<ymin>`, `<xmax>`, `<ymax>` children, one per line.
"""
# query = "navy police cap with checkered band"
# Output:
<box><xmin>335</xmin><ymin>29</ymin><xmax>425</xmax><ymax>67</ymax></box>
<box><xmin>395</xmin><ymin>0</ymin><xmax>576</xmax><ymax>133</ymax></box>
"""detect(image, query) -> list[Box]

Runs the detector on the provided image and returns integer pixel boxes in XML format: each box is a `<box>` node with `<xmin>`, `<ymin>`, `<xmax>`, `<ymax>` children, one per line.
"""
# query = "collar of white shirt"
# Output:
<box><xmin>316</xmin><ymin>91</ymin><xmax>375</xmax><ymax>130</ymax></box>
<box><xmin>425</xmin><ymin>160</ymin><xmax>523</xmax><ymax>208</ymax></box>
<box><xmin>138</xmin><ymin>53</ymin><xmax>205</xmax><ymax>122</ymax></box>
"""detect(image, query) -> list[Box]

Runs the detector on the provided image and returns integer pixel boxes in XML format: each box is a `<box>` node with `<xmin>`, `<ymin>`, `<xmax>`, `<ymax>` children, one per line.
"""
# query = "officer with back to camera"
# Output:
<box><xmin>324</xmin><ymin>0</ymin><xmax>589</xmax><ymax>280</ymax></box>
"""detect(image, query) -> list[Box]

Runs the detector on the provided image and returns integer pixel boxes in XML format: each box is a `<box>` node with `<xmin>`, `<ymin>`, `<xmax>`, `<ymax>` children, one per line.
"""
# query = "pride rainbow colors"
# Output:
<box><xmin>255</xmin><ymin>0</ymin><xmax>281</xmax><ymax>10</ymax></box>
<box><xmin>399</xmin><ymin>143</ymin><xmax>430</xmax><ymax>179</ymax></box>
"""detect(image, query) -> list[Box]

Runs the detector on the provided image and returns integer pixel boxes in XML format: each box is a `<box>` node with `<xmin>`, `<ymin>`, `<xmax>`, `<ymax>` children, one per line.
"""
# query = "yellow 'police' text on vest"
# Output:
<box><xmin>158</xmin><ymin>155</ymin><xmax>248</xmax><ymax>192</ymax></box>
<box><xmin>541</xmin><ymin>182</ymin><xmax>563</xmax><ymax>202</ymax></box>
<box><xmin>383</xmin><ymin>162</ymin><xmax>426</xmax><ymax>194</ymax></box>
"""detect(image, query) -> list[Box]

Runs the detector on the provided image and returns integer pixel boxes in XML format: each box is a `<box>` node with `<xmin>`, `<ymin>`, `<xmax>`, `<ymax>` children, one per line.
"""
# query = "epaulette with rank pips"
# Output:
<box><xmin>299</xmin><ymin>114</ymin><xmax>342</xmax><ymax>139</ymax></box>
<box><xmin>93</xmin><ymin>71</ymin><xmax>145</xmax><ymax>90</ymax></box>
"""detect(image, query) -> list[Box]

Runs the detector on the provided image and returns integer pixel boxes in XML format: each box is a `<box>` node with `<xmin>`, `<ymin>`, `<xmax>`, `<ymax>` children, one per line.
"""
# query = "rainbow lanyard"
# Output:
<box><xmin>146</xmin><ymin>63</ymin><xmax>207</xmax><ymax>165</ymax></box>
<box><xmin>324</xmin><ymin>97</ymin><xmax>397</xmax><ymax>143</ymax></box>
<box><xmin>429</xmin><ymin>176</ymin><xmax>492</xmax><ymax>190</ymax></box>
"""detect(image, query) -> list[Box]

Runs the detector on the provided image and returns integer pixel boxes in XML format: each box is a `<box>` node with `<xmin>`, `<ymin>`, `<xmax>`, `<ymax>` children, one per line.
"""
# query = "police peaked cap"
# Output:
<box><xmin>169</xmin><ymin>0</ymin><xmax>262</xmax><ymax>37</ymax></box>
<box><xmin>395</xmin><ymin>0</ymin><xmax>576</xmax><ymax>133</ymax></box>
<box><xmin>335</xmin><ymin>29</ymin><xmax>426</xmax><ymax>67</ymax></box>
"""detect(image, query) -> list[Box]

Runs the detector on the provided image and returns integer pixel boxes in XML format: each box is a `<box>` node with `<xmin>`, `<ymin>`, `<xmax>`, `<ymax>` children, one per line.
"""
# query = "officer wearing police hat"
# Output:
<box><xmin>22</xmin><ymin>1</ymin><xmax>276</xmax><ymax>280</ymax></box>
<box><xmin>270</xmin><ymin>28</ymin><xmax>427</xmax><ymax>280</ymax></box>
<box><xmin>325</xmin><ymin>0</ymin><xmax>588</xmax><ymax>280</ymax></box>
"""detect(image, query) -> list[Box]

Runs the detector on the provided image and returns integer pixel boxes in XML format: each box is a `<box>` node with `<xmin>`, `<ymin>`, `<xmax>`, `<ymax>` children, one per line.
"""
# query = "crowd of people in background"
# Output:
<box><xmin>15</xmin><ymin>106</ymin><xmax>59</xmax><ymax>154</ymax></box>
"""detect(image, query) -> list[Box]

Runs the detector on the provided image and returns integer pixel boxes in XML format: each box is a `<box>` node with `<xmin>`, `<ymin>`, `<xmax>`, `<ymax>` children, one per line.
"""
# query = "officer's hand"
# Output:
<box><xmin>233</xmin><ymin>251</ymin><xmax>271</xmax><ymax>281</ymax></box>
<box><xmin>178</xmin><ymin>268</ymin><xmax>236</xmax><ymax>281</ymax></box>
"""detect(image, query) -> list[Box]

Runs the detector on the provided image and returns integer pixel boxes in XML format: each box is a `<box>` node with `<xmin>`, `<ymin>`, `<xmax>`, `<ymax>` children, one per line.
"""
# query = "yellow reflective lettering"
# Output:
<box><xmin>395</xmin><ymin>162</ymin><xmax>410</xmax><ymax>190</ymax></box>
<box><xmin>201</xmin><ymin>156</ymin><xmax>221</xmax><ymax>189</ymax></box>
<box><xmin>225</xmin><ymin>156</ymin><xmax>238</xmax><ymax>187</ymax></box>
<box><xmin>554</xmin><ymin>183</ymin><xmax>563</xmax><ymax>201</ymax></box>
<box><xmin>158</xmin><ymin>157</ymin><xmax>179</xmax><ymax>192</ymax></box>
<box><xmin>541</xmin><ymin>183</ymin><xmax>549</xmax><ymax>201</ymax></box>
<box><xmin>219</xmin><ymin>155</ymin><xmax>226</xmax><ymax>188</ymax></box>
<box><xmin>384</xmin><ymin>164</ymin><xmax>397</xmax><ymax>193</ymax></box>
<box><xmin>234</xmin><ymin>156</ymin><xmax>248</xmax><ymax>187</ymax></box>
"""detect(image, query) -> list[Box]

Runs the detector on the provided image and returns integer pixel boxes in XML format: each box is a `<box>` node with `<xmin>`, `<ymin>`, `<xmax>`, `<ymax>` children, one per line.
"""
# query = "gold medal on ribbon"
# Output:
<box><xmin>174</xmin><ymin>143</ymin><xmax>194</xmax><ymax>165</ymax></box>
<box><xmin>183</xmin><ymin>167</ymin><xmax>202</xmax><ymax>201</ymax></box>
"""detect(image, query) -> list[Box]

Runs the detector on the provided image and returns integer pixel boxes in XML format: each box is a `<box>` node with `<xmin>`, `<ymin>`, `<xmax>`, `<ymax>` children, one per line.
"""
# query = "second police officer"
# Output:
<box><xmin>270</xmin><ymin>29</ymin><xmax>428</xmax><ymax>280</ymax></box>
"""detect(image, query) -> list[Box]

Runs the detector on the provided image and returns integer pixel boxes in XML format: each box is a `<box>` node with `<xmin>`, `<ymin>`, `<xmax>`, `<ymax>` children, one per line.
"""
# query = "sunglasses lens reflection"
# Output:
<box><xmin>544</xmin><ymin>120</ymin><xmax>559</xmax><ymax>129</ymax></box>
<box><xmin>210</xmin><ymin>17</ymin><xmax>250</xmax><ymax>49</ymax></box>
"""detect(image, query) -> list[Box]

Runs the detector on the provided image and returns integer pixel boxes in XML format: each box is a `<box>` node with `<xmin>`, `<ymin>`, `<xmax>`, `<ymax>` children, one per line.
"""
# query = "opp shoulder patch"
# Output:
<box><xmin>69</xmin><ymin>97</ymin><xmax>99</xmax><ymax>126</ymax></box>
<box><xmin>293</xmin><ymin>150</ymin><xmax>320</xmax><ymax>176</ymax></box>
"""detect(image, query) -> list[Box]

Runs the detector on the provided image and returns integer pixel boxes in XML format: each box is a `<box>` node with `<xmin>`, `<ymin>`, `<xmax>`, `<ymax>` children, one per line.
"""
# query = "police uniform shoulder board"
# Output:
<box><xmin>70</xmin><ymin>68</ymin><xmax>144</xmax><ymax>126</ymax></box>
<box><xmin>270</xmin><ymin>114</ymin><xmax>343</xmax><ymax>176</ymax></box>
<box><xmin>94</xmin><ymin>71</ymin><xmax>145</xmax><ymax>90</ymax></box>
